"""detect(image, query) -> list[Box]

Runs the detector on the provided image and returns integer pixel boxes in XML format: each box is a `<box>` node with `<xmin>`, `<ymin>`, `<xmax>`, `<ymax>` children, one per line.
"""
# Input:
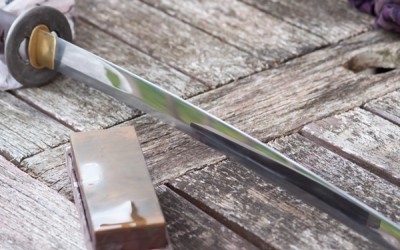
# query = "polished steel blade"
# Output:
<box><xmin>54</xmin><ymin>37</ymin><xmax>400</xmax><ymax>248</ymax></box>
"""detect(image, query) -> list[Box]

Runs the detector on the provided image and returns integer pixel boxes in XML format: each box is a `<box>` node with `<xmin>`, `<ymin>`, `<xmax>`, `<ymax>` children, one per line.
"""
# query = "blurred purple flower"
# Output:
<box><xmin>349</xmin><ymin>0</ymin><xmax>400</xmax><ymax>32</ymax></box>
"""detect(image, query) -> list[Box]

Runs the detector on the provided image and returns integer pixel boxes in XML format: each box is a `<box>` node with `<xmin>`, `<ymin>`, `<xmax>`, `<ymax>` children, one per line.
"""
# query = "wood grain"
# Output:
<box><xmin>15</xmin><ymin>77</ymin><xmax>137</xmax><ymax>132</ymax></box>
<box><xmin>3</xmin><ymin>1</ymin><xmax>399</xmax><ymax>249</ymax></box>
<box><xmin>123</xmin><ymin>31</ymin><xmax>400</xmax><ymax>190</ymax></box>
<box><xmin>17</xmin><ymin>128</ymin><xmax>400</xmax><ymax>249</ymax></box>
<box><xmin>301</xmin><ymin>108</ymin><xmax>400</xmax><ymax>185</ymax></box>
<box><xmin>14</xmin><ymin>20</ymin><xmax>207</xmax><ymax>132</ymax></box>
<box><xmin>74</xmin><ymin>20</ymin><xmax>207</xmax><ymax>98</ymax></box>
<box><xmin>20</xmin><ymin>143</ymin><xmax>73</xmax><ymax>200</ymax></box>
<box><xmin>0</xmin><ymin>92</ymin><xmax>70</xmax><ymax>163</ymax></box>
<box><xmin>364</xmin><ymin>90</ymin><xmax>400</xmax><ymax>126</ymax></box>
<box><xmin>127</xmin><ymin>116</ymin><xmax>225</xmax><ymax>184</ymax></box>
<box><xmin>20</xmin><ymin>116</ymin><xmax>225</xmax><ymax>200</ymax></box>
<box><xmin>168</xmin><ymin>134</ymin><xmax>396</xmax><ymax>249</ymax></box>
<box><xmin>240</xmin><ymin>0</ymin><xmax>373</xmax><ymax>43</ymax></box>
<box><xmin>0</xmin><ymin>156</ymin><xmax>84</xmax><ymax>250</ymax></box>
<box><xmin>0</xmin><ymin>154</ymin><xmax>255</xmax><ymax>250</ymax></box>
<box><xmin>189</xmin><ymin>31</ymin><xmax>400</xmax><ymax>141</ymax></box>
<box><xmin>157</xmin><ymin>186</ymin><xmax>257</xmax><ymax>250</ymax></box>
<box><xmin>77</xmin><ymin>0</ymin><xmax>264</xmax><ymax>87</ymax></box>
<box><xmin>19</xmin><ymin>31</ymin><xmax>400</xmax><ymax>199</ymax></box>
<box><xmin>142</xmin><ymin>0</ymin><xmax>325</xmax><ymax>62</ymax></box>
<box><xmin>270</xmin><ymin>134</ymin><xmax>400</xmax><ymax>223</ymax></box>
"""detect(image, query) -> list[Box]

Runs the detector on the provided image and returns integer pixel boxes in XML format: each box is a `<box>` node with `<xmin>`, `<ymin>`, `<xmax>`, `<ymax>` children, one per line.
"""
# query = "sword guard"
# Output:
<box><xmin>3</xmin><ymin>6</ymin><xmax>72</xmax><ymax>87</ymax></box>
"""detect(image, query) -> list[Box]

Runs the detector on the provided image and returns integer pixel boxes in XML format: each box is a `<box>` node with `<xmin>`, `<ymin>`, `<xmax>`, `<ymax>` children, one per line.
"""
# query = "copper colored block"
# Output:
<box><xmin>66</xmin><ymin>126</ymin><xmax>168</xmax><ymax>250</ymax></box>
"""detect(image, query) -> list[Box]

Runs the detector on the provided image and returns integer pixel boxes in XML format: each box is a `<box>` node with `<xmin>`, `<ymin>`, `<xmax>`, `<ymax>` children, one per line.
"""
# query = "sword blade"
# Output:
<box><xmin>54</xmin><ymin>36</ymin><xmax>400</xmax><ymax>248</ymax></box>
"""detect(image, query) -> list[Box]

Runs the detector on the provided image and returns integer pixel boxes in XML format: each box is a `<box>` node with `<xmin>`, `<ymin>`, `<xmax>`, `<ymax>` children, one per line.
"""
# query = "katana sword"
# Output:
<box><xmin>1</xmin><ymin>7</ymin><xmax>399</xmax><ymax>249</ymax></box>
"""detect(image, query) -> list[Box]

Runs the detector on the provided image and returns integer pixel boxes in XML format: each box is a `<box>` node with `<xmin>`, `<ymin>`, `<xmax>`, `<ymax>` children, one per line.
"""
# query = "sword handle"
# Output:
<box><xmin>0</xmin><ymin>10</ymin><xmax>16</xmax><ymax>54</ymax></box>
<box><xmin>0</xmin><ymin>6</ymin><xmax>72</xmax><ymax>87</ymax></box>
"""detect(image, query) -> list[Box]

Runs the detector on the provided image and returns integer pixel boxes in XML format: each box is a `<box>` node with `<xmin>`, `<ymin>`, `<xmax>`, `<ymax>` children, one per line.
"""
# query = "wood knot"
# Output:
<box><xmin>344</xmin><ymin>49</ymin><xmax>400</xmax><ymax>75</ymax></box>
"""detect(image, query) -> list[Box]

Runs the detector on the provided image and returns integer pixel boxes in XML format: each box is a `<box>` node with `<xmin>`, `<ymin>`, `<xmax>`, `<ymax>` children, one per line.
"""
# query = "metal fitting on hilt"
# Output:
<box><xmin>0</xmin><ymin>6</ymin><xmax>72</xmax><ymax>87</ymax></box>
<box><xmin>28</xmin><ymin>24</ymin><xmax>57</xmax><ymax>70</ymax></box>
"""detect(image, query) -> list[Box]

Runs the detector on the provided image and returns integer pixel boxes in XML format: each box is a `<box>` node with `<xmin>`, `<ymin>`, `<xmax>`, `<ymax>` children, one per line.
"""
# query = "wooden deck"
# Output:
<box><xmin>1</xmin><ymin>0</ymin><xmax>400</xmax><ymax>249</ymax></box>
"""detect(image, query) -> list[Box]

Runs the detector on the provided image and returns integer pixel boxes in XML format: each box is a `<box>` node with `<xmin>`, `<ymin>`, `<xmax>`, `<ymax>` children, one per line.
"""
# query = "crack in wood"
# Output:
<box><xmin>165</xmin><ymin>183</ymin><xmax>271</xmax><ymax>249</ymax></box>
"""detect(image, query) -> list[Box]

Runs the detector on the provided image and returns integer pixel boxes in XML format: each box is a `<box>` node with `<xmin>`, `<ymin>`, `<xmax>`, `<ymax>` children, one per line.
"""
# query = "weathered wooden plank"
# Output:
<box><xmin>1</xmin><ymin>153</ymin><xmax>254</xmax><ymax>250</ymax></box>
<box><xmin>169</xmin><ymin>134</ymin><xmax>400</xmax><ymax>249</ymax></box>
<box><xmin>19</xmin><ymin>127</ymin><xmax>400</xmax><ymax>249</ymax></box>
<box><xmin>18</xmin><ymin>144</ymin><xmax>250</xmax><ymax>249</ymax></box>
<box><xmin>14</xmin><ymin>20</ymin><xmax>207</xmax><ymax>132</ymax></box>
<box><xmin>142</xmin><ymin>0</ymin><xmax>325</xmax><ymax>62</ymax></box>
<box><xmin>74</xmin><ymin>20</ymin><xmax>207</xmax><ymax>98</ymax></box>
<box><xmin>189</xmin><ymin>31</ymin><xmax>400</xmax><ymax>141</ymax></box>
<box><xmin>172</xmin><ymin>152</ymin><xmax>370</xmax><ymax>249</ymax></box>
<box><xmin>18</xmin><ymin>146</ymin><xmax>254</xmax><ymax>249</ymax></box>
<box><xmin>0</xmin><ymin>92</ymin><xmax>70</xmax><ymax>163</ymax></box>
<box><xmin>20</xmin><ymin>31</ymin><xmax>400</xmax><ymax>198</ymax></box>
<box><xmin>20</xmin><ymin>143</ymin><xmax>73</xmax><ymax>200</ymax></box>
<box><xmin>301</xmin><ymin>108</ymin><xmax>400</xmax><ymax>185</ymax></box>
<box><xmin>364</xmin><ymin>90</ymin><xmax>400</xmax><ymax>126</ymax></box>
<box><xmin>15</xmin><ymin>76</ymin><xmax>137</xmax><ymax>132</ymax></box>
<box><xmin>122</xmin><ymin>31</ymin><xmax>400</xmax><ymax>189</ymax></box>
<box><xmin>21</xmin><ymin>116</ymin><xmax>224</xmax><ymax>200</ymax></box>
<box><xmin>77</xmin><ymin>0</ymin><xmax>264</xmax><ymax>87</ymax></box>
<box><xmin>128</xmin><ymin>116</ymin><xmax>225</xmax><ymax>184</ymax></box>
<box><xmin>240</xmin><ymin>0</ymin><xmax>373</xmax><ymax>43</ymax></box>
<box><xmin>19</xmin><ymin>144</ymin><xmax>255</xmax><ymax>250</ymax></box>
<box><xmin>0</xmin><ymin>156</ymin><xmax>84</xmax><ymax>250</ymax></box>
<box><xmin>157</xmin><ymin>186</ymin><xmax>257</xmax><ymax>250</ymax></box>
<box><xmin>270</xmin><ymin>134</ymin><xmax>400</xmax><ymax>223</ymax></box>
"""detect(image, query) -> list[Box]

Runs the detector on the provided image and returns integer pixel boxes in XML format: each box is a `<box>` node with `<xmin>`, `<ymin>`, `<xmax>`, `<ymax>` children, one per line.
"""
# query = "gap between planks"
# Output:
<box><xmin>0</xmin><ymin>154</ymin><xmax>257</xmax><ymax>250</ymax></box>
<box><xmin>159</xmin><ymin>90</ymin><xmax>400</xmax><ymax>248</ymax></box>
<box><xmin>10</xmin><ymin>90</ymin><xmax>79</xmax><ymax>132</ymax></box>
<box><xmin>77</xmin><ymin>17</ymin><xmax>215</xmax><ymax>89</ymax></box>
<box><xmin>11</xmin><ymin>80</ymin><xmax>400</xmax><ymax>248</ymax></box>
<box><xmin>237</xmin><ymin>0</ymin><xmax>328</xmax><ymax>42</ymax></box>
<box><xmin>76</xmin><ymin>6</ymin><xmax>332</xmax><ymax>90</ymax></box>
<box><xmin>138</xmin><ymin>0</ymin><xmax>327</xmax><ymax>63</ymax></box>
<box><xmin>77</xmin><ymin>15</ymin><xmax>309</xmax><ymax>90</ymax></box>
<box><xmin>165</xmin><ymin>182</ymin><xmax>271</xmax><ymax>249</ymax></box>
<box><xmin>6</xmin><ymin>12</ymin><xmax>400</xmax><ymax>245</ymax></box>
<box><xmin>238</xmin><ymin>0</ymin><xmax>373</xmax><ymax>43</ymax></box>
<box><xmin>363</xmin><ymin>90</ymin><xmax>400</xmax><ymax>126</ymax></box>
<box><xmin>10</xmin><ymin>24</ymin><xmax>378</xmax><ymax>154</ymax></box>
<box><xmin>296</xmin><ymin>87</ymin><xmax>400</xmax><ymax>185</ymax></box>
<box><xmin>159</xmin><ymin>86</ymin><xmax>400</xmax><ymax>186</ymax></box>
<box><xmin>8</xmin><ymin>8</ymin><xmax>383</xmax><ymax>153</ymax></box>
<box><xmin>138</xmin><ymin>0</ymin><xmax>263</xmax><ymax>60</ymax></box>
<box><xmin>278</xmin><ymin>85</ymin><xmax>400</xmax><ymax>150</ymax></box>
<box><xmin>300</xmin><ymin>107</ymin><xmax>400</xmax><ymax>186</ymax></box>
<box><xmin>364</xmin><ymin>105</ymin><xmax>400</xmax><ymax>126</ymax></box>
<box><xmin>166</xmin><ymin>134</ymin><xmax>389</xmax><ymax>249</ymax></box>
<box><xmin>18</xmin><ymin>85</ymin><xmax>400</xmax><ymax>210</ymax></box>
<box><xmin>300</xmin><ymin>126</ymin><xmax>398</xmax><ymax>185</ymax></box>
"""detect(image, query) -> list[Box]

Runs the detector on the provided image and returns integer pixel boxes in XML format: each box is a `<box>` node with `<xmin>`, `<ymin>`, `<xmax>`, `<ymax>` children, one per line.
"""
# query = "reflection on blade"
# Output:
<box><xmin>54</xmin><ymin>37</ymin><xmax>400</xmax><ymax>249</ymax></box>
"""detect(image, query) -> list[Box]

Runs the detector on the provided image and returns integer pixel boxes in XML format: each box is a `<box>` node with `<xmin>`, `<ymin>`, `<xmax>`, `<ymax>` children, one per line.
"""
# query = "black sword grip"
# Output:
<box><xmin>0</xmin><ymin>10</ymin><xmax>16</xmax><ymax>54</ymax></box>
